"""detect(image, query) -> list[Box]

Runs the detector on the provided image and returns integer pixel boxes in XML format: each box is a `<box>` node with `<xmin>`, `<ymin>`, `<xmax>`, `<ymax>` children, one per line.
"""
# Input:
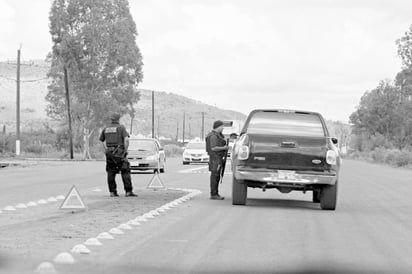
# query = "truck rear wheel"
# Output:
<box><xmin>320</xmin><ymin>181</ymin><xmax>338</xmax><ymax>210</ymax></box>
<box><xmin>232</xmin><ymin>176</ymin><xmax>247</xmax><ymax>205</ymax></box>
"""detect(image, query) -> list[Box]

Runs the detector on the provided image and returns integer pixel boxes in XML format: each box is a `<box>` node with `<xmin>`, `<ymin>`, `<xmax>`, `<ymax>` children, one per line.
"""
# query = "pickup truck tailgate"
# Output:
<box><xmin>244</xmin><ymin>134</ymin><xmax>328</xmax><ymax>171</ymax></box>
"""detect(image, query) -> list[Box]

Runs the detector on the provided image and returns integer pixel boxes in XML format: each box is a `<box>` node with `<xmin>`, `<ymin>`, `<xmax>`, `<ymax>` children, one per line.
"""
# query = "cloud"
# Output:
<box><xmin>1</xmin><ymin>0</ymin><xmax>51</xmax><ymax>60</ymax></box>
<box><xmin>0</xmin><ymin>1</ymin><xmax>15</xmax><ymax>58</ymax></box>
<box><xmin>2</xmin><ymin>0</ymin><xmax>412</xmax><ymax>122</ymax></box>
<box><xmin>132</xmin><ymin>1</ymin><xmax>409</xmax><ymax>121</ymax></box>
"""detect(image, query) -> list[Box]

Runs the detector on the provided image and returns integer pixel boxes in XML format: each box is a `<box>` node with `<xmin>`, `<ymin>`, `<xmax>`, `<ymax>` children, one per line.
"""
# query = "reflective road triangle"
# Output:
<box><xmin>60</xmin><ymin>185</ymin><xmax>86</xmax><ymax>210</ymax></box>
<box><xmin>147</xmin><ymin>173</ymin><xmax>165</xmax><ymax>189</ymax></box>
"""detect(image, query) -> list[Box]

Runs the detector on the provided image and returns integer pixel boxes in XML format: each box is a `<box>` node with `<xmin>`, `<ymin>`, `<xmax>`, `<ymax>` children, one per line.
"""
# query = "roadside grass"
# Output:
<box><xmin>347</xmin><ymin>147</ymin><xmax>412</xmax><ymax>169</ymax></box>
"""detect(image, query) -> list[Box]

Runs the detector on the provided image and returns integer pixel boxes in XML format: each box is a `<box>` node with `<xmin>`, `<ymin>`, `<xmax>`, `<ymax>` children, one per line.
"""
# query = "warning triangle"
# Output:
<box><xmin>147</xmin><ymin>173</ymin><xmax>165</xmax><ymax>190</ymax></box>
<box><xmin>60</xmin><ymin>185</ymin><xmax>86</xmax><ymax>210</ymax></box>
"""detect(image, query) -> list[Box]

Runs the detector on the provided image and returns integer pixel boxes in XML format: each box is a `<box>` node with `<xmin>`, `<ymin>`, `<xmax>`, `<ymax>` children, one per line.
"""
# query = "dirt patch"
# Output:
<box><xmin>0</xmin><ymin>188</ymin><xmax>184</xmax><ymax>271</ymax></box>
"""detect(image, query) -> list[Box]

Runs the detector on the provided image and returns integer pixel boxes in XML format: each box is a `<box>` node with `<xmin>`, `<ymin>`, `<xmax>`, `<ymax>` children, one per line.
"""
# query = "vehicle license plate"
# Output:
<box><xmin>278</xmin><ymin>170</ymin><xmax>296</xmax><ymax>180</ymax></box>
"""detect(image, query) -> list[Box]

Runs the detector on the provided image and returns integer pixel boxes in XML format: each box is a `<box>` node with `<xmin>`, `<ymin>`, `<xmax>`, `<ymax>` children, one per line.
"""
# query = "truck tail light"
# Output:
<box><xmin>326</xmin><ymin>150</ymin><xmax>337</xmax><ymax>165</ymax></box>
<box><xmin>238</xmin><ymin>146</ymin><xmax>249</xmax><ymax>160</ymax></box>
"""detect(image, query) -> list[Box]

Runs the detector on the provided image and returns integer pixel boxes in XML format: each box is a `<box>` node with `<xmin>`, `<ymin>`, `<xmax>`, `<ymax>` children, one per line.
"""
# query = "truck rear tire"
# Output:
<box><xmin>320</xmin><ymin>181</ymin><xmax>338</xmax><ymax>210</ymax></box>
<box><xmin>232</xmin><ymin>176</ymin><xmax>247</xmax><ymax>205</ymax></box>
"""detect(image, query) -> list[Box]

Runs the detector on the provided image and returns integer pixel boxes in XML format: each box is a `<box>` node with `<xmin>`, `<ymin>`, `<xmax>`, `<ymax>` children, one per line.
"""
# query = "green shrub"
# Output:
<box><xmin>90</xmin><ymin>144</ymin><xmax>105</xmax><ymax>160</ymax></box>
<box><xmin>0</xmin><ymin>134</ymin><xmax>13</xmax><ymax>153</ymax></box>
<box><xmin>395</xmin><ymin>151</ymin><xmax>412</xmax><ymax>167</ymax></box>
<box><xmin>382</xmin><ymin>149</ymin><xmax>412</xmax><ymax>167</ymax></box>
<box><xmin>370</xmin><ymin>147</ymin><xmax>387</xmax><ymax>163</ymax></box>
<box><xmin>24</xmin><ymin>142</ymin><xmax>43</xmax><ymax>154</ymax></box>
<box><xmin>384</xmin><ymin>149</ymin><xmax>401</xmax><ymax>165</ymax></box>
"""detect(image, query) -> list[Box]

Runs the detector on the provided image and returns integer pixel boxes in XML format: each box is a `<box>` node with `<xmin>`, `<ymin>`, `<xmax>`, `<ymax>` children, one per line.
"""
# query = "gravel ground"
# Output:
<box><xmin>0</xmin><ymin>183</ymin><xmax>185</xmax><ymax>272</ymax></box>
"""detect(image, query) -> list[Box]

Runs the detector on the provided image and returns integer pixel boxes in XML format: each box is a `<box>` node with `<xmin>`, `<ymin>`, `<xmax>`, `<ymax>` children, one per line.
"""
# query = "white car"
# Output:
<box><xmin>127</xmin><ymin>138</ymin><xmax>166</xmax><ymax>173</ymax></box>
<box><xmin>182</xmin><ymin>141</ymin><xmax>209</xmax><ymax>165</ymax></box>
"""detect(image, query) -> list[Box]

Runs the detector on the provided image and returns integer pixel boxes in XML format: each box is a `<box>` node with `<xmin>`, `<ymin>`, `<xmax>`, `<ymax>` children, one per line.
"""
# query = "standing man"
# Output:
<box><xmin>206</xmin><ymin>120</ymin><xmax>228</xmax><ymax>200</ymax></box>
<box><xmin>99</xmin><ymin>113</ymin><xmax>137</xmax><ymax>197</ymax></box>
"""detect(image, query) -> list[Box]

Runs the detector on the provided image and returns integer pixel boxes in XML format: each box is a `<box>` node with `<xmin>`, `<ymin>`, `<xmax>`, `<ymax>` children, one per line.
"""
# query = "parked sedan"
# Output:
<box><xmin>231</xmin><ymin>109</ymin><xmax>341</xmax><ymax>210</ymax></box>
<box><xmin>182</xmin><ymin>141</ymin><xmax>209</xmax><ymax>165</ymax></box>
<box><xmin>127</xmin><ymin>138</ymin><xmax>166</xmax><ymax>173</ymax></box>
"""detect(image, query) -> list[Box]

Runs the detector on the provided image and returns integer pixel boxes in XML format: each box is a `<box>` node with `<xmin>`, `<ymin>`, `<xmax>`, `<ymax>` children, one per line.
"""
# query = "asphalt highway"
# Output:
<box><xmin>1</xmin><ymin>158</ymin><xmax>412</xmax><ymax>274</ymax></box>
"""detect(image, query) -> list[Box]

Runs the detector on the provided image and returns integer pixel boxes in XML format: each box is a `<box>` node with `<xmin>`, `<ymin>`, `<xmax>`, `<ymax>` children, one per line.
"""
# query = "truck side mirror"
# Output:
<box><xmin>331</xmin><ymin>138</ymin><xmax>338</xmax><ymax>145</ymax></box>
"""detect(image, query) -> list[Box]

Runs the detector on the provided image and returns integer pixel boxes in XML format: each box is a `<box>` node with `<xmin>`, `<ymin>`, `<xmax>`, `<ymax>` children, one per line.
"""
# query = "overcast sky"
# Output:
<box><xmin>1</xmin><ymin>0</ymin><xmax>412</xmax><ymax>122</ymax></box>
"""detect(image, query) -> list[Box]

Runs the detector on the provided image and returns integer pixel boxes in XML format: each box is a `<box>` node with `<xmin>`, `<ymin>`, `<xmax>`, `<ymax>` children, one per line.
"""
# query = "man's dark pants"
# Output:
<box><xmin>106</xmin><ymin>148</ymin><xmax>133</xmax><ymax>193</ymax></box>
<box><xmin>209</xmin><ymin>155</ymin><xmax>223</xmax><ymax>196</ymax></box>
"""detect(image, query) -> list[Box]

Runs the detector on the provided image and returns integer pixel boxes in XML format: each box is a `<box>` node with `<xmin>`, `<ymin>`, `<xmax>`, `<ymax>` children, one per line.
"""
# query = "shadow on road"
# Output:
<box><xmin>246</xmin><ymin>198</ymin><xmax>320</xmax><ymax>211</ymax></box>
<box><xmin>70</xmin><ymin>261</ymin><xmax>399</xmax><ymax>274</ymax></box>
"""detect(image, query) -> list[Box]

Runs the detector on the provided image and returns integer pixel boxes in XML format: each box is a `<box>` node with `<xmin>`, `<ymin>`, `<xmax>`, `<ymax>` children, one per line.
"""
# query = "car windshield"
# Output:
<box><xmin>246</xmin><ymin>111</ymin><xmax>325</xmax><ymax>137</ymax></box>
<box><xmin>129</xmin><ymin>139</ymin><xmax>157</xmax><ymax>151</ymax></box>
<box><xmin>186</xmin><ymin>142</ymin><xmax>206</xmax><ymax>150</ymax></box>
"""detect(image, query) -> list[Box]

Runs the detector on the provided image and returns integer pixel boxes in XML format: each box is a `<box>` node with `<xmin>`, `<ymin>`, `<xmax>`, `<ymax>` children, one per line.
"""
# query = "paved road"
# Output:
<box><xmin>1</xmin><ymin>158</ymin><xmax>412</xmax><ymax>273</ymax></box>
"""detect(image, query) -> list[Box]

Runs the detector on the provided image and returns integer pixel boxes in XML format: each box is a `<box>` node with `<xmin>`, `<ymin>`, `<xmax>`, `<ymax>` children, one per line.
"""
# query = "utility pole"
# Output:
<box><xmin>188</xmin><ymin>117</ymin><xmax>191</xmax><ymax>140</ymax></box>
<box><xmin>2</xmin><ymin>124</ymin><xmax>6</xmax><ymax>153</ymax></box>
<box><xmin>152</xmin><ymin>91</ymin><xmax>155</xmax><ymax>138</ymax></box>
<box><xmin>176</xmin><ymin>118</ymin><xmax>179</xmax><ymax>142</ymax></box>
<box><xmin>63</xmin><ymin>65</ymin><xmax>74</xmax><ymax>159</ymax></box>
<box><xmin>130</xmin><ymin>116</ymin><xmax>133</xmax><ymax>135</ymax></box>
<box><xmin>157</xmin><ymin>115</ymin><xmax>160</xmax><ymax>139</ymax></box>
<box><xmin>201</xmin><ymin>112</ymin><xmax>205</xmax><ymax>140</ymax></box>
<box><xmin>9</xmin><ymin>46</ymin><xmax>34</xmax><ymax>156</ymax></box>
<box><xmin>182</xmin><ymin>112</ymin><xmax>185</xmax><ymax>144</ymax></box>
<box><xmin>16</xmin><ymin>48</ymin><xmax>21</xmax><ymax>156</ymax></box>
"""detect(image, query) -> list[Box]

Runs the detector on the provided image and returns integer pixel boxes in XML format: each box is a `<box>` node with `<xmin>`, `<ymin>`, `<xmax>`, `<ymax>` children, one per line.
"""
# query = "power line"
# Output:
<box><xmin>0</xmin><ymin>75</ymin><xmax>16</xmax><ymax>81</ymax></box>
<box><xmin>21</xmin><ymin>77</ymin><xmax>48</xmax><ymax>83</ymax></box>
<box><xmin>0</xmin><ymin>75</ymin><xmax>48</xmax><ymax>82</ymax></box>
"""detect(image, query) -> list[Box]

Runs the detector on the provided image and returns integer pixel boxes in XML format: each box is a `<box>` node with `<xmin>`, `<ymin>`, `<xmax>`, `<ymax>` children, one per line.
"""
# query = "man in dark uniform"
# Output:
<box><xmin>206</xmin><ymin>120</ymin><xmax>228</xmax><ymax>200</ymax></box>
<box><xmin>99</xmin><ymin>113</ymin><xmax>137</xmax><ymax>197</ymax></box>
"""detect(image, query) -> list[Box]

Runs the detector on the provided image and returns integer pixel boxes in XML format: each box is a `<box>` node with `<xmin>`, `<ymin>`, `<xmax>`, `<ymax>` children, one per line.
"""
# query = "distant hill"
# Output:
<box><xmin>0</xmin><ymin>60</ymin><xmax>246</xmax><ymax>139</ymax></box>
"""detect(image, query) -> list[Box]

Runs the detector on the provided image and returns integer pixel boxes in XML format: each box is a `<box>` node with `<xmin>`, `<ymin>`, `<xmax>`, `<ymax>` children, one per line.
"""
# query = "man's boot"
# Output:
<box><xmin>125</xmin><ymin>191</ymin><xmax>138</xmax><ymax>197</ymax></box>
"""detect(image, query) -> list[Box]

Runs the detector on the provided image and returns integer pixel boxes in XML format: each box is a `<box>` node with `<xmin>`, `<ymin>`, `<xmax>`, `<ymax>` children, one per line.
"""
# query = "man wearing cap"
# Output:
<box><xmin>206</xmin><ymin>120</ymin><xmax>229</xmax><ymax>200</ymax></box>
<box><xmin>99</xmin><ymin>113</ymin><xmax>137</xmax><ymax>197</ymax></box>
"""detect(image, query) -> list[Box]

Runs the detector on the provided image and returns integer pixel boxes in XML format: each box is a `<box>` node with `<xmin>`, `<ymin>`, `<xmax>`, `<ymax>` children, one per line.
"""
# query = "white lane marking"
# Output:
<box><xmin>179</xmin><ymin>166</ymin><xmax>232</xmax><ymax>174</ymax></box>
<box><xmin>178</xmin><ymin>166</ymin><xmax>208</xmax><ymax>173</ymax></box>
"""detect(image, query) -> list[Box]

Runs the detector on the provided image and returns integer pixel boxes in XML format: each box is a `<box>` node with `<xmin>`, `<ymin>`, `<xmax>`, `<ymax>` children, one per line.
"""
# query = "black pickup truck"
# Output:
<box><xmin>231</xmin><ymin>109</ymin><xmax>341</xmax><ymax>210</ymax></box>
